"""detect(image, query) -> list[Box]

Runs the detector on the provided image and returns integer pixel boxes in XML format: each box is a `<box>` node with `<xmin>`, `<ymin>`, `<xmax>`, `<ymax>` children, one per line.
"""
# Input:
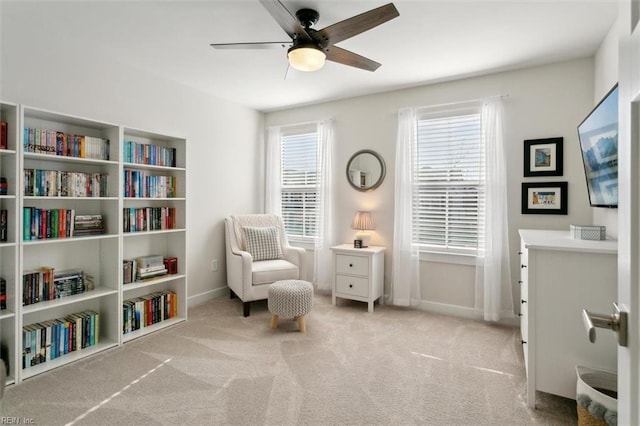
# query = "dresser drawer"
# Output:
<box><xmin>336</xmin><ymin>254</ymin><xmax>369</xmax><ymax>276</ymax></box>
<box><xmin>336</xmin><ymin>275</ymin><xmax>369</xmax><ymax>298</ymax></box>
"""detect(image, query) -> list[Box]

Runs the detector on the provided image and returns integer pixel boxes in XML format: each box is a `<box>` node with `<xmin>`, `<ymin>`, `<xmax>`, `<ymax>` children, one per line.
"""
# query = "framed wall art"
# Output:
<box><xmin>521</xmin><ymin>182</ymin><xmax>568</xmax><ymax>215</ymax></box>
<box><xmin>524</xmin><ymin>137</ymin><xmax>563</xmax><ymax>177</ymax></box>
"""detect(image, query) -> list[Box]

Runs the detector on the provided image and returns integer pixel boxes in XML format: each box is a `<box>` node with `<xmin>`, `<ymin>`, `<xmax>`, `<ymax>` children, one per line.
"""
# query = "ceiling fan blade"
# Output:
<box><xmin>316</xmin><ymin>3</ymin><xmax>399</xmax><ymax>46</ymax></box>
<box><xmin>210</xmin><ymin>42</ymin><xmax>290</xmax><ymax>50</ymax></box>
<box><xmin>259</xmin><ymin>0</ymin><xmax>313</xmax><ymax>43</ymax></box>
<box><xmin>325</xmin><ymin>45</ymin><xmax>381</xmax><ymax>72</ymax></box>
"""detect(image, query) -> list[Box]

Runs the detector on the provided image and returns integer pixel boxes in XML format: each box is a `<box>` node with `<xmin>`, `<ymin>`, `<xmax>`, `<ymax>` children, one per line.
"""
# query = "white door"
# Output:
<box><xmin>617</xmin><ymin>1</ymin><xmax>640</xmax><ymax>424</ymax></box>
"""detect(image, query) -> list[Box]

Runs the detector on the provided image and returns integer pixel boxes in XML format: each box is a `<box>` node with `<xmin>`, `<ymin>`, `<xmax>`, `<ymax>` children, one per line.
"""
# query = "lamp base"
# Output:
<box><xmin>355</xmin><ymin>231</ymin><xmax>371</xmax><ymax>248</ymax></box>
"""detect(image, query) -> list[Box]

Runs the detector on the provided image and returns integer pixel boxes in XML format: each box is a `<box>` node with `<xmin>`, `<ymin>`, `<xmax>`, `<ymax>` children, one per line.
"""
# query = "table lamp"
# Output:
<box><xmin>351</xmin><ymin>211</ymin><xmax>375</xmax><ymax>248</ymax></box>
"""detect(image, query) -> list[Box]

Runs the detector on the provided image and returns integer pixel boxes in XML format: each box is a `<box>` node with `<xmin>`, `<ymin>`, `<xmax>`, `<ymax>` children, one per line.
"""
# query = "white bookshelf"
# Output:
<box><xmin>121</xmin><ymin>127</ymin><xmax>187</xmax><ymax>343</ymax></box>
<box><xmin>1</xmin><ymin>106</ymin><xmax>189</xmax><ymax>383</ymax></box>
<box><xmin>0</xmin><ymin>101</ymin><xmax>20</xmax><ymax>385</ymax></box>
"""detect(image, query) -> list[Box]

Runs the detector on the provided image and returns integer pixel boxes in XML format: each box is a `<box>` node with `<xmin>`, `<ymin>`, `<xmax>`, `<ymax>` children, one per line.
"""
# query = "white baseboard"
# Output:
<box><xmin>188</xmin><ymin>286</ymin><xmax>229</xmax><ymax>308</ymax></box>
<box><xmin>414</xmin><ymin>300</ymin><xmax>519</xmax><ymax>327</ymax></box>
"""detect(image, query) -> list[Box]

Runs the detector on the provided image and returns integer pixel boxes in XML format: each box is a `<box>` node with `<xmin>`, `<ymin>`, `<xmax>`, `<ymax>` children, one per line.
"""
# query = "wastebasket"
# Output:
<box><xmin>576</xmin><ymin>365</ymin><xmax>617</xmax><ymax>426</ymax></box>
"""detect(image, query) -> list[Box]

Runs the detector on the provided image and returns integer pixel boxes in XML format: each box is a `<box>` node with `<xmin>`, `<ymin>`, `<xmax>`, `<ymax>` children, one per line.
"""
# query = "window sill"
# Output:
<box><xmin>288</xmin><ymin>238</ymin><xmax>315</xmax><ymax>251</ymax></box>
<box><xmin>419</xmin><ymin>250</ymin><xmax>477</xmax><ymax>266</ymax></box>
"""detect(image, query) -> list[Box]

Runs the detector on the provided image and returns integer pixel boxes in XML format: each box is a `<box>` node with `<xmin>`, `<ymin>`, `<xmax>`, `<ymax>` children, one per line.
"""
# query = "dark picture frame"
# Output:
<box><xmin>524</xmin><ymin>137</ymin><xmax>563</xmax><ymax>177</ymax></box>
<box><xmin>521</xmin><ymin>182</ymin><xmax>568</xmax><ymax>215</ymax></box>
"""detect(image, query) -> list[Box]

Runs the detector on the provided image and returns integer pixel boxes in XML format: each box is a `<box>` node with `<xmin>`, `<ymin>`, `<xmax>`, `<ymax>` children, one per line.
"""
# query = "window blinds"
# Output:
<box><xmin>415</xmin><ymin>109</ymin><xmax>484</xmax><ymax>251</ymax></box>
<box><xmin>281</xmin><ymin>131</ymin><xmax>318</xmax><ymax>238</ymax></box>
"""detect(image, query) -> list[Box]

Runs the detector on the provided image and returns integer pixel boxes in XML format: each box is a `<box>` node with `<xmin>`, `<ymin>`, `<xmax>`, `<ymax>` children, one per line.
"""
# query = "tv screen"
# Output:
<box><xmin>577</xmin><ymin>84</ymin><xmax>618</xmax><ymax>208</ymax></box>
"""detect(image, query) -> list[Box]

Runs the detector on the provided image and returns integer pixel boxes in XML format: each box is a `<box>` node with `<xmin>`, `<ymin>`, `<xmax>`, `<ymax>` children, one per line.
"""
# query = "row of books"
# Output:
<box><xmin>22</xmin><ymin>310</ymin><xmax>100</xmax><ymax>369</ymax></box>
<box><xmin>123</xmin><ymin>170</ymin><xmax>177</xmax><ymax>198</ymax></box>
<box><xmin>22</xmin><ymin>268</ymin><xmax>89</xmax><ymax>306</ymax></box>
<box><xmin>24</xmin><ymin>169</ymin><xmax>108</xmax><ymax>198</ymax></box>
<box><xmin>0</xmin><ymin>177</ymin><xmax>7</xmax><ymax>194</ymax></box>
<box><xmin>123</xmin><ymin>207</ymin><xmax>176</xmax><ymax>233</ymax></box>
<box><xmin>123</xmin><ymin>290</ymin><xmax>177</xmax><ymax>334</ymax></box>
<box><xmin>123</xmin><ymin>140</ymin><xmax>176</xmax><ymax>167</ymax></box>
<box><xmin>23</xmin><ymin>127</ymin><xmax>110</xmax><ymax>160</ymax></box>
<box><xmin>0</xmin><ymin>277</ymin><xmax>6</xmax><ymax>310</ymax></box>
<box><xmin>24</xmin><ymin>208</ymin><xmax>75</xmax><ymax>240</ymax></box>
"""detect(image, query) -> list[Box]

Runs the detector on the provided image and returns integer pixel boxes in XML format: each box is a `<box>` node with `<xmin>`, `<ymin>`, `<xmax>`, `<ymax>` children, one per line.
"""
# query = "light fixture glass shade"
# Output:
<box><xmin>287</xmin><ymin>45</ymin><xmax>326</xmax><ymax>72</ymax></box>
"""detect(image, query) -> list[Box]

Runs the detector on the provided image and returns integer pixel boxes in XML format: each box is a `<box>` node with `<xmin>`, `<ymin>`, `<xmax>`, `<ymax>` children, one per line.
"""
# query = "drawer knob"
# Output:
<box><xmin>518</xmin><ymin>251</ymin><xmax>522</xmax><ymax>255</ymax></box>
<box><xmin>521</xmin><ymin>340</ymin><xmax>527</xmax><ymax>345</ymax></box>
<box><xmin>518</xmin><ymin>280</ymin><xmax>523</xmax><ymax>284</ymax></box>
<box><xmin>521</xmin><ymin>264</ymin><xmax>527</xmax><ymax>269</ymax></box>
<box><xmin>349</xmin><ymin>284</ymin><xmax>353</xmax><ymax>288</ymax></box>
<box><xmin>521</xmin><ymin>299</ymin><xmax>527</xmax><ymax>304</ymax></box>
<box><xmin>518</xmin><ymin>313</ymin><xmax>523</xmax><ymax>317</ymax></box>
<box><xmin>349</xmin><ymin>263</ymin><xmax>353</xmax><ymax>267</ymax></box>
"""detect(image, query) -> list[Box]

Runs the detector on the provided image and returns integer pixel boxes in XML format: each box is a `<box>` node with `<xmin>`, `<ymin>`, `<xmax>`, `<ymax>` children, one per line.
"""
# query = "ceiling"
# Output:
<box><xmin>5</xmin><ymin>0</ymin><xmax>619</xmax><ymax>112</ymax></box>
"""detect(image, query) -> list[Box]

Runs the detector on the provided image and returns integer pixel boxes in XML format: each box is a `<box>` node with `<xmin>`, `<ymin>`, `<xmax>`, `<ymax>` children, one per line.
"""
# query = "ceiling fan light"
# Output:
<box><xmin>287</xmin><ymin>45</ymin><xmax>326</xmax><ymax>72</ymax></box>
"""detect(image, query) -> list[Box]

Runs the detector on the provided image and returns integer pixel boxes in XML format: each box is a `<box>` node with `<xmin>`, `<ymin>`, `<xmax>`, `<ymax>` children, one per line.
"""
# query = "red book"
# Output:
<box><xmin>0</xmin><ymin>121</ymin><xmax>7</xmax><ymax>149</ymax></box>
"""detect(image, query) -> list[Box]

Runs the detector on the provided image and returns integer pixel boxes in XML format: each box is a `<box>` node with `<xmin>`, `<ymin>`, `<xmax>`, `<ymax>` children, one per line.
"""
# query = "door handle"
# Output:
<box><xmin>582</xmin><ymin>302</ymin><xmax>628</xmax><ymax>347</ymax></box>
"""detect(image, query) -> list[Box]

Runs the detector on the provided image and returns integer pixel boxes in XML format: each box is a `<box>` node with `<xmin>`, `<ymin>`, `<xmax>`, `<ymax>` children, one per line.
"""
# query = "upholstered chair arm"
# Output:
<box><xmin>283</xmin><ymin>246</ymin><xmax>307</xmax><ymax>281</ymax></box>
<box><xmin>227</xmin><ymin>249</ymin><xmax>253</xmax><ymax>288</ymax></box>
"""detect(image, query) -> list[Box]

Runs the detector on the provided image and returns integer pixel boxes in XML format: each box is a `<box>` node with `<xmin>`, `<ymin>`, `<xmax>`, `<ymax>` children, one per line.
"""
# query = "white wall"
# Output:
<box><xmin>266</xmin><ymin>58</ymin><xmax>596</xmax><ymax>317</ymax></box>
<box><xmin>0</xmin><ymin>4</ymin><xmax>264</xmax><ymax>305</ymax></box>
<box><xmin>593</xmin><ymin>19</ymin><xmax>621</xmax><ymax>238</ymax></box>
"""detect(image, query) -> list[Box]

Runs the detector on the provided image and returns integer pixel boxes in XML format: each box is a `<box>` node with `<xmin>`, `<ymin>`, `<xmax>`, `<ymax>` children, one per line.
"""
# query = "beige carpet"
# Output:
<box><xmin>2</xmin><ymin>293</ymin><xmax>577</xmax><ymax>425</ymax></box>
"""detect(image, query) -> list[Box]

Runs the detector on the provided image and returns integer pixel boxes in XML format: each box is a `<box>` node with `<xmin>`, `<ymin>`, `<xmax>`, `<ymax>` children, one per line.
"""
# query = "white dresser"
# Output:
<box><xmin>519</xmin><ymin>229</ymin><xmax>617</xmax><ymax>408</ymax></box>
<box><xmin>330</xmin><ymin>244</ymin><xmax>385</xmax><ymax>312</ymax></box>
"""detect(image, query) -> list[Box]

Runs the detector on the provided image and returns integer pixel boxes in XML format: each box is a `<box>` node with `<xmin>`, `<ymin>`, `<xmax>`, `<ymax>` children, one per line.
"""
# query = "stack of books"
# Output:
<box><xmin>73</xmin><ymin>214</ymin><xmax>104</xmax><ymax>236</ymax></box>
<box><xmin>136</xmin><ymin>255</ymin><xmax>168</xmax><ymax>281</ymax></box>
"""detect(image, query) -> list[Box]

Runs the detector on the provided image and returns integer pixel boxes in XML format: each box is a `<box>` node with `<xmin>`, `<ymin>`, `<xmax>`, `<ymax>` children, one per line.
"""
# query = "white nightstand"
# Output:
<box><xmin>330</xmin><ymin>244</ymin><xmax>385</xmax><ymax>312</ymax></box>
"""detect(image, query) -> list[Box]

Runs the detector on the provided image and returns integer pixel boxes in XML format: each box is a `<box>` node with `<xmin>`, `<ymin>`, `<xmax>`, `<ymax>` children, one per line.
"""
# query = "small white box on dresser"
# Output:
<box><xmin>570</xmin><ymin>224</ymin><xmax>607</xmax><ymax>240</ymax></box>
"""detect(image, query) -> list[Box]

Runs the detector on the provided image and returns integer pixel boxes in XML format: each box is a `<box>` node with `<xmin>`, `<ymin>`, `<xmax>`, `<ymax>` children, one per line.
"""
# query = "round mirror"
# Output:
<box><xmin>346</xmin><ymin>149</ymin><xmax>386</xmax><ymax>192</ymax></box>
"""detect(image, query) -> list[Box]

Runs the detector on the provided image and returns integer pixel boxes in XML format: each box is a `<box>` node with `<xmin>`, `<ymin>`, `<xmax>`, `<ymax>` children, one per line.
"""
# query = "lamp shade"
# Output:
<box><xmin>351</xmin><ymin>211</ymin><xmax>375</xmax><ymax>231</ymax></box>
<box><xmin>287</xmin><ymin>44</ymin><xmax>326</xmax><ymax>72</ymax></box>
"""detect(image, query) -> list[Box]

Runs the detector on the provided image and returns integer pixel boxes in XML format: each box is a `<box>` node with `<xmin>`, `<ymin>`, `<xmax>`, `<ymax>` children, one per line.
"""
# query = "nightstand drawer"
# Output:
<box><xmin>335</xmin><ymin>254</ymin><xmax>369</xmax><ymax>276</ymax></box>
<box><xmin>336</xmin><ymin>275</ymin><xmax>369</xmax><ymax>298</ymax></box>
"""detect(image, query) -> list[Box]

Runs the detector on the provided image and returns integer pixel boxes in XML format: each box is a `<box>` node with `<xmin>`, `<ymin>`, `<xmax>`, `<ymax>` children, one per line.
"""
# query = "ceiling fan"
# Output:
<box><xmin>210</xmin><ymin>0</ymin><xmax>399</xmax><ymax>73</ymax></box>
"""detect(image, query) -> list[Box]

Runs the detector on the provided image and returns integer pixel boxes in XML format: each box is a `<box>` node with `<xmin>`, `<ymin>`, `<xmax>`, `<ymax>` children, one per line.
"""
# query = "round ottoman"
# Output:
<box><xmin>268</xmin><ymin>280</ymin><xmax>313</xmax><ymax>332</ymax></box>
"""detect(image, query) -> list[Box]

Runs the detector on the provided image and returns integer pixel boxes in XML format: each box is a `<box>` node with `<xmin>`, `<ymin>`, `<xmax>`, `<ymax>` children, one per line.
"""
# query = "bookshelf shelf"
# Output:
<box><xmin>22</xmin><ymin>234</ymin><xmax>119</xmax><ymax>246</ymax></box>
<box><xmin>0</xmin><ymin>310</ymin><xmax>16</xmax><ymax>320</ymax></box>
<box><xmin>1</xmin><ymin>105</ymin><xmax>189</xmax><ymax>384</ymax></box>
<box><xmin>122</xmin><ymin>317</ymin><xmax>184</xmax><ymax>343</ymax></box>
<box><xmin>20</xmin><ymin>339</ymin><xmax>119</xmax><ymax>380</ymax></box>
<box><xmin>23</xmin><ymin>152</ymin><xmax>118</xmax><ymax>166</ymax></box>
<box><xmin>21</xmin><ymin>287</ymin><xmax>119</xmax><ymax>315</ymax></box>
<box><xmin>123</xmin><ymin>274</ymin><xmax>186</xmax><ymax>292</ymax></box>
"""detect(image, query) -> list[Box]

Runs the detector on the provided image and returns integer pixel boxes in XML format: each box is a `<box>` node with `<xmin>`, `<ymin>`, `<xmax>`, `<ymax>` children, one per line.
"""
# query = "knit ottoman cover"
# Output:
<box><xmin>268</xmin><ymin>280</ymin><xmax>313</xmax><ymax>317</ymax></box>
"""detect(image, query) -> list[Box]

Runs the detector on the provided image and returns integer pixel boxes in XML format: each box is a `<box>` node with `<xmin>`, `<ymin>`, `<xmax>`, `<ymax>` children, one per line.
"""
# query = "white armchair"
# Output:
<box><xmin>224</xmin><ymin>214</ymin><xmax>307</xmax><ymax>316</ymax></box>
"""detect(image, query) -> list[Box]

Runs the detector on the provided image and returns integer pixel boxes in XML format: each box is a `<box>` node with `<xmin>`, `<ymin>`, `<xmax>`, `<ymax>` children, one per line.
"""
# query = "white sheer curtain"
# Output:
<box><xmin>314</xmin><ymin>119</ymin><xmax>335</xmax><ymax>292</ymax></box>
<box><xmin>475</xmin><ymin>97</ymin><xmax>514</xmax><ymax>322</ymax></box>
<box><xmin>391</xmin><ymin>108</ymin><xmax>421</xmax><ymax>306</ymax></box>
<box><xmin>265</xmin><ymin>126</ymin><xmax>281</xmax><ymax>215</ymax></box>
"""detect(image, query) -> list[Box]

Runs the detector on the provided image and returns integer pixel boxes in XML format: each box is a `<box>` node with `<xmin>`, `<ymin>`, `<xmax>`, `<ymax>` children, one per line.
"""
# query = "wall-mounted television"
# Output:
<box><xmin>577</xmin><ymin>83</ymin><xmax>618</xmax><ymax>208</ymax></box>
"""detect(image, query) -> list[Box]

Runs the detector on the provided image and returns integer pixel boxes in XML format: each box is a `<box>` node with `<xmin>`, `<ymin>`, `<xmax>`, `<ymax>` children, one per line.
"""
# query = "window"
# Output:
<box><xmin>415</xmin><ymin>106</ymin><xmax>484</xmax><ymax>254</ymax></box>
<box><xmin>280</xmin><ymin>127</ymin><xmax>318</xmax><ymax>239</ymax></box>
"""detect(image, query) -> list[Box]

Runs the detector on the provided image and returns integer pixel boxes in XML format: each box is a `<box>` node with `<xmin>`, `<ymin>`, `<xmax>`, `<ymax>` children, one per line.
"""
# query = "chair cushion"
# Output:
<box><xmin>242</xmin><ymin>226</ymin><xmax>283</xmax><ymax>261</ymax></box>
<box><xmin>252</xmin><ymin>259</ymin><xmax>299</xmax><ymax>285</ymax></box>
